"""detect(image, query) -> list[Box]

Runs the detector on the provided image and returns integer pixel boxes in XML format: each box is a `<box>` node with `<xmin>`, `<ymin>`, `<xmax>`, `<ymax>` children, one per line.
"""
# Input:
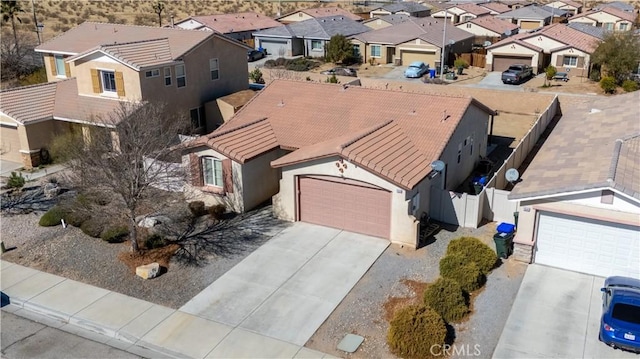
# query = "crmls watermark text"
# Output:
<box><xmin>430</xmin><ymin>344</ymin><xmax>482</xmax><ymax>357</ymax></box>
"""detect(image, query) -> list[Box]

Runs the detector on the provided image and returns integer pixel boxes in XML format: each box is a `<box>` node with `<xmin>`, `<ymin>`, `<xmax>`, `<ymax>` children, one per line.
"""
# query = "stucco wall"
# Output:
<box><xmin>240</xmin><ymin>149</ymin><xmax>283</xmax><ymax>211</ymax></box>
<box><xmin>550</xmin><ymin>48</ymin><xmax>590</xmax><ymax>76</ymax></box>
<box><xmin>456</xmin><ymin>23</ymin><xmax>501</xmax><ymax>37</ymax></box>
<box><xmin>0</xmin><ymin>120</ymin><xmax>22</xmax><ymax>163</ymax></box>
<box><xmin>279</xmin><ymin>12</ymin><xmax>314</xmax><ymax>23</ymax></box>
<box><xmin>274</xmin><ymin>156</ymin><xmax>420</xmax><ymax>247</ymax></box>
<box><xmin>364</xmin><ymin>18</ymin><xmax>393</xmax><ymax>30</ymax></box>
<box><xmin>43</xmin><ymin>54</ymin><xmax>76</xmax><ymax>82</ymax></box>
<box><xmin>486</xmin><ymin>43</ymin><xmax>540</xmax><ymax>70</ymax></box>
<box><xmin>522</xmin><ymin>35</ymin><xmax>564</xmax><ymax>53</ymax></box>
<box><xmin>74</xmin><ymin>54</ymin><xmax>142</xmax><ymax>100</ymax></box>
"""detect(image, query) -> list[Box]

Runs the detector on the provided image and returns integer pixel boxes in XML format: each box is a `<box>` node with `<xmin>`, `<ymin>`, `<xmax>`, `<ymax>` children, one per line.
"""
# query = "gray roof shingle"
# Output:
<box><xmin>567</xmin><ymin>22</ymin><xmax>607</xmax><ymax>40</ymax></box>
<box><xmin>496</xmin><ymin>5</ymin><xmax>554</xmax><ymax>20</ymax></box>
<box><xmin>381</xmin><ymin>1</ymin><xmax>431</xmax><ymax>14</ymax></box>
<box><xmin>254</xmin><ymin>16</ymin><xmax>370</xmax><ymax>40</ymax></box>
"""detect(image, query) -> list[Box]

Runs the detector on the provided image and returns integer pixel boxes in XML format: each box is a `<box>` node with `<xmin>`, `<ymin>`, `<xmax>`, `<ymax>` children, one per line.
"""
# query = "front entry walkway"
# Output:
<box><xmin>180</xmin><ymin>222</ymin><xmax>389</xmax><ymax>346</ymax></box>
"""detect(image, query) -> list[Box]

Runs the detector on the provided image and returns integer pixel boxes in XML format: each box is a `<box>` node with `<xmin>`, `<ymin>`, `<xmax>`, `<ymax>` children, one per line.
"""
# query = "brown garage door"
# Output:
<box><xmin>492</xmin><ymin>55</ymin><xmax>533</xmax><ymax>71</ymax></box>
<box><xmin>298</xmin><ymin>176</ymin><xmax>391</xmax><ymax>239</ymax></box>
<box><xmin>401</xmin><ymin>50</ymin><xmax>438</xmax><ymax>68</ymax></box>
<box><xmin>520</xmin><ymin>20</ymin><xmax>541</xmax><ymax>30</ymax></box>
<box><xmin>0</xmin><ymin>124</ymin><xmax>23</xmax><ymax>163</ymax></box>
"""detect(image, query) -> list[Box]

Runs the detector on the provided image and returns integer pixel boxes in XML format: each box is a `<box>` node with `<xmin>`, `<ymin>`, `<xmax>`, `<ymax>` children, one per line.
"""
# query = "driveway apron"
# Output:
<box><xmin>180</xmin><ymin>222</ymin><xmax>389</xmax><ymax>346</ymax></box>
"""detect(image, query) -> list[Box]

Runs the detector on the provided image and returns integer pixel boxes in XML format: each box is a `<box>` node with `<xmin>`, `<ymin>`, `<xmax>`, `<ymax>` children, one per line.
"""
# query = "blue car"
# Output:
<box><xmin>599</xmin><ymin>276</ymin><xmax>640</xmax><ymax>353</ymax></box>
<box><xmin>404</xmin><ymin>61</ymin><xmax>429</xmax><ymax>78</ymax></box>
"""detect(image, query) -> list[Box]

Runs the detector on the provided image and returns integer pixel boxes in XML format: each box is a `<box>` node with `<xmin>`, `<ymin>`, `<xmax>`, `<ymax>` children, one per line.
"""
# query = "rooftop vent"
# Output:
<box><xmin>278</xmin><ymin>99</ymin><xmax>285</xmax><ymax>107</ymax></box>
<box><xmin>589</xmin><ymin>108</ymin><xmax>602</xmax><ymax>114</ymax></box>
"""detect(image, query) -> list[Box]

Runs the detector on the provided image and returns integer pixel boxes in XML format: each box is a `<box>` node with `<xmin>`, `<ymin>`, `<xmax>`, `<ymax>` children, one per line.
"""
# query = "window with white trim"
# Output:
<box><xmin>209</xmin><ymin>58</ymin><xmax>219</xmax><ymax>80</ymax></box>
<box><xmin>54</xmin><ymin>55</ymin><xmax>66</xmax><ymax>77</ymax></box>
<box><xmin>371</xmin><ymin>44</ymin><xmax>381</xmax><ymax>57</ymax></box>
<box><xmin>164</xmin><ymin>67</ymin><xmax>172</xmax><ymax>86</ymax></box>
<box><xmin>101</xmin><ymin>70</ymin><xmax>116</xmax><ymax>93</ymax></box>
<box><xmin>145</xmin><ymin>69</ymin><xmax>160</xmax><ymax>78</ymax></box>
<box><xmin>311</xmin><ymin>40</ymin><xmax>323</xmax><ymax>50</ymax></box>
<box><xmin>619</xmin><ymin>23</ymin><xmax>628</xmax><ymax>31</ymax></box>
<box><xmin>466</xmin><ymin>23</ymin><xmax>472</xmax><ymax>28</ymax></box>
<box><xmin>604</xmin><ymin>22</ymin><xmax>614</xmax><ymax>30</ymax></box>
<box><xmin>563</xmin><ymin>56</ymin><xmax>577</xmax><ymax>67</ymax></box>
<box><xmin>176</xmin><ymin>64</ymin><xmax>186</xmax><ymax>88</ymax></box>
<box><xmin>202</xmin><ymin>157</ymin><xmax>223</xmax><ymax>187</ymax></box>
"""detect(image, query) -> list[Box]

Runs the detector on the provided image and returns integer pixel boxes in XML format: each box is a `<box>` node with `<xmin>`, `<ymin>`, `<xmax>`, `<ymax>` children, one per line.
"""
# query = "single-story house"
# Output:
<box><xmin>182</xmin><ymin>80</ymin><xmax>495</xmax><ymax>248</ymax></box>
<box><xmin>363</xmin><ymin>14</ymin><xmax>414</xmax><ymax>30</ymax></box>
<box><xmin>486</xmin><ymin>23</ymin><xmax>600</xmax><ymax>75</ymax></box>
<box><xmin>173</xmin><ymin>12</ymin><xmax>282</xmax><ymax>46</ymax></box>
<box><xmin>455</xmin><ymin>15</ymin><xmax>520</xmax><ymax>43</ymax></box>
<box><xmin>253</xmin><ymin>16</ymin><xmax>371</xmax><ymax>57</ymax></box>
<box><xmin>595</xmin><ymin>1</ymin><xmax>636</xmax><ymax>13</ymax></box>
<box><xmin>509</xmin><ymin>91</ymin><xmax>640</xmax><ymax>279</ymax></box>
<box><xmin>495</xmin><ymin>5</ymin><xmax>554</xmax><ymax>32</ymax></box>
<box><xmin>350</xmin><ymin>17</ymin><xmax>474</xmax><ymax>67</ymax></box>
<box><xmin>567</xmin><ymin>22</ymin><xmax>607</xmax><ymax>40</ymax></box>
<box><xmin>369</xmin><ymin>1</ymin><xmax>432</xmax><ymax>18</ymax></box>
<box><xmin>546</xmin><ymin>0</ymin><xmax>583</xmax><ymax>16</ymax></box>
<box><xmin>498</xmin><ymin>0</ymin><xmax>535</xmax><ymax>10</ymax></box>
<box><xmin>478</xmin><ymin>2</ymin><xmax>512</xmax><ymax>15</ymax></box>
<box><xmin>431</xmin><ymin>3</ymin><xmax>491</xmax><ymax>24</ymax></box>
<box><xmin>568</xmin><ymin>6</ymin><xmax>636</xmax><ymax>31</ymax></box>
<box><xmin>276</xmin><ymin>7</ymin><xmax>362</xmax><ymax>24</ymax></box>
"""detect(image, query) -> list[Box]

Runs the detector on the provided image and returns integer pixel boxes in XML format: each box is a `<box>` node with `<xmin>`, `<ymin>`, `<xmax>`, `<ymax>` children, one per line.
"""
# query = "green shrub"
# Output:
<box><xmin>249</xmin><ymin>68</ymin><xmax>264</xmax><ymax>84</ymax></box>
<box><xmin>326</xmin><ymin>74</ymin><xmax>338</xmax><ymax>83</ymax></box>
<box><xmin>440</xmin><ymin>252</ymin><xmax>484</xmax><ymax>292</ymax></box>
<box><xmin>600</xmin><ymin>76</ymin><xmax>617</xmax><ymax>94</ymax></box>
<box><xmin>545</xmin><ymin>65</ymin><xmax>557</xmax><ymax>81</ymax></box>
<box><xmin>208</xmin><ymin>204</ymin><xmax>226</xmax><ymax>220</ymax></box>
<box><xmin>622</xmin><ymin>79</ymin><xmax>638</xmax><ymax>92</ymax></box>
<box><xmin>589</xmin><ymin>68</ymin><xmax>601</xmax><ymax>82</ymax></box>
<box><xmin>263</xmin><ymin>59</ymin><xmax>276</xmax><ymax>68</ymax></box>
<box><xmin>144</xmin><ymin>234</ymin><xmax>166</xmax><ymax>249</ymax></box>
<box><xmin>424</xmin><ymin>277</ymin><xmax>469</xmax><ymax>323</ymax></box>
<box><xmin>7</xmin><ymin>172</ymin><xmax>25</xmax><ymax>189</ymax></box>
<box><xmin>387</xmin><ymin>305</ymin><xmax>447</xmax><ymax>359</ymax></box>
<box><xmin>63</xmin><ymin>208</ymin><xmax>90</xmax><ymax>227</ymax></box>
<box><xmin>446</xmin><ymin>237</ymin><xmax>497</xmax><ymax>275</ymax></box>
<box><xmin>101</xmin><ymin>225</ymin><xmax>129</xmax><ymax>243</ymax></box>
<box><xmin>188</xmin><ymin>201</ymin><xmax>207</xmax><ymax>217</ymax></box>
<box><xmin>274</xmin><ymin>57</ymin><xmax>287</xmax><ymax>67</ymax></box>
<box><xmin>454</xmin><ymin>58</ymin><xmax>469</xmax><ymax>69</ymax></box>
<box><xmin>80</xmin><ymin>217</ymin><xmax>105</xmax><ymax>238</ymax></box>
<box><xmin>39</xmin><ymin>206</ymin><xmax>65</xmax><ymax>226</ymax></box>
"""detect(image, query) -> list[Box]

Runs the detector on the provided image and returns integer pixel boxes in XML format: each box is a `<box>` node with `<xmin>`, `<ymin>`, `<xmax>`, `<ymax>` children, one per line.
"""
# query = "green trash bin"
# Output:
<box><xmin>493</xmin><ymin>232</ymin><xmax>514</xmax><ymax>259</ymax></box>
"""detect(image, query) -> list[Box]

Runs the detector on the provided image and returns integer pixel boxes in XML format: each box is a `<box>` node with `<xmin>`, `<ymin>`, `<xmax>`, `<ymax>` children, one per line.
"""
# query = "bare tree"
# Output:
<box><xmin>0</xmin><ymin>29</ymin><xmax>40</xmax><ymax>84</ymax></box>
<box><xmin>151</xmin><ymin>1</ymin><xmax>165</xmax><ymax>27</ymax></box>
<box><xmin>1</xmin><ymin>0</ymin><xmax>25</xmax><ymax>50</ymax></box>
<box><xmin>55</xmin><ymin>101</ymin><xmax>190</xmax><ymax>252</ymax></box>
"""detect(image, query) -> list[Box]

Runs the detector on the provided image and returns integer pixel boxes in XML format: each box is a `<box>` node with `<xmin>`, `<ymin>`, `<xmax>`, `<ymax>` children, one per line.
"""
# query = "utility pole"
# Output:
<box><xmin>440</xmin><ymin>8</ymin><xmax>448</xmax><ymax>80</ymax></box>
<box><xmin>31</xmin><ymin>0</ymin><xmax>41</xmax><ymax>44</ymax></box>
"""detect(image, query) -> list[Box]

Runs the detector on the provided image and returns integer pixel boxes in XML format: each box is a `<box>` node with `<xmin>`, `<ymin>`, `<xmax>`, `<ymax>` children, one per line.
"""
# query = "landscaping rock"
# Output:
<box><xmin>138</xmin><ymin>217</ymin><xmax>159</xmax><ymax>228</ymax></box>
<box><xmin>136</xmin><ymin>262</ymin><xmax>160</xmax><ymax>279</ymax></box>
<box><xmin>43</xmin><ymin>183</ymin><xmax>61</xmax><ymax>199</ymax></box>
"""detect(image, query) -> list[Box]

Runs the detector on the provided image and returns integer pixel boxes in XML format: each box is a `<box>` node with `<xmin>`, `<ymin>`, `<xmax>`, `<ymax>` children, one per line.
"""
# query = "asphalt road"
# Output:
<box><xmin>1</xmin><ymin>311</ymin><xmax>142</xmax><ymax>359</ymax></box>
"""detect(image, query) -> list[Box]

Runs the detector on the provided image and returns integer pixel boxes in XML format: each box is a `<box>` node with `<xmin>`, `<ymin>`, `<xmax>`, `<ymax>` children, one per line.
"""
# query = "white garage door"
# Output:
<box><xmin>535</xmin><ymin>212</ymin><xmax>640</xmax><ymax>278</ymax></box>
<box><xmin>259</xmin><ymin>39</ymin><xmax>288</xmax><ymax>56</ymax></box>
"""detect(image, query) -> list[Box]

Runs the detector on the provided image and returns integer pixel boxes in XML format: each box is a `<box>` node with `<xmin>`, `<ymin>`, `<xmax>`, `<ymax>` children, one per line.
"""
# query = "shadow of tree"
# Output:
<box><xmin>0</xmin><ymin>186</ymin><xmax>66</xmax><ymax>214</ymax></box>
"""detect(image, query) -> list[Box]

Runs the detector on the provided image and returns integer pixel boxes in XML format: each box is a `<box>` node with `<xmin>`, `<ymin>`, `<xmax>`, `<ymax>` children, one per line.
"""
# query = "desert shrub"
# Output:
<box><xmin>188</xmin><ymin>201</ymin><xmax>207</xmax><ymax>217</ymax></box>
<box><xmin>207</xmin><ymin>204</ymin><xmax>226</xmax><ymax>220</ymax></box>
<box><xmin>589</xmin><ymin>68</ymin><xmax>601</xmax><ymax>82</ymax></box>
<box><xmin>18</xmin><ymin>67</ymin><xmax>47</xmax><ymax>86</ymax></box>
<box><xmin>440</xmin><ymin>252</ymin><xmax>485</xmax><ymax>292</ymax></box>
<box><xmin>80</xmin><ymin>217</ymin><xmax>105</xmax><ymax>238</ymax></box>
<box><xmin>263</xmin><ymin>59</ymin><xmax>276</xmax><ymax>68</ymax></box>
<box><xmin>285</xmin><ymin>58</ymin><xmax>319</xmax><ymax>71</ymax></box>
<box><xmin>446</xmin><ymin>237</ymin><xmax>497</xmax><ymax>275</ymax></box>
<box><xmin>600</xmin><ymin>76</ymin><xmax>617</xmax><ymax>94</ymax></box>
<box><xmin>101</xmin><ymin>225</ymin><xmax>129</xmax><ymax>243</ymax></box>
<box><xmin>424</xmin><ymin>277</ymin><xmax>469</xmax><ymax>323</ymax></box>
<box><xmin>64</xmin><ymin>209</ymin><xmax>90</xmax><ymax>227</ymax></box>
<box><xmin>6</xmin><ymin>172</ymin><xmax>25</xmax><ymax>189</ymax></box>
<box><xmin>274</xmin><ymin>57</ymin><xmax>287</xmax><ymax>67</ymax></box>
<box><xmin>454</xmin><ymin>58</ymin><xmax>469</xmax><ymax>69</ymax></box>
<box><xmin>249</xmin><ymin>67</ymin><xmax>264</xmax><ymax>84</ymax></box>
<box><xmin>326</xmin><ymin>74</ymin><xmax>338</xmax><ymax>83</ymax></box>
<box><xmin>144</xmin><ymin>234</ymin><xmax>166</xmax><ymax>249</ymax></box>
<box><xmin>39</xmin><ymin>206</ymin><xmax>65</xmax><ymax>226</ymax></box>
<box><xmin>387</xmin><ymin>304</ymin><xmax>447</xmax><ymax>359</ymax></box>
<box><xmin>622</xmin><ymin>79</ymin><xmax>638</xmax><ymax>92</ymax></box>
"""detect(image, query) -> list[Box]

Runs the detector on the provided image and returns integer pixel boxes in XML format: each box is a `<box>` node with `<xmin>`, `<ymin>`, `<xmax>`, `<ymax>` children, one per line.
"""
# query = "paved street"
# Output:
<box><xmin>1</xmin><ymin>311</ymin><xmax>142</xmax><ymax>359</ymax></box>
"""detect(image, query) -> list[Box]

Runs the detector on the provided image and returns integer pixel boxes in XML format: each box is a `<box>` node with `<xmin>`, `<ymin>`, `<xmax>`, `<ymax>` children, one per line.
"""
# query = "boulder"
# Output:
<box><xmin>43</xmin><ymin>183</ymin><xmax>60</xmax><ymax>199</ymax></box>
<box><xmin>138</xmin><ymin>217</ymin><xmax>159</xmax><ymax>228</ymax></box>
<box><xmin>136</xmin><ymin>262</ymin><xmax>160</xmax><ymax>279</ymax></box>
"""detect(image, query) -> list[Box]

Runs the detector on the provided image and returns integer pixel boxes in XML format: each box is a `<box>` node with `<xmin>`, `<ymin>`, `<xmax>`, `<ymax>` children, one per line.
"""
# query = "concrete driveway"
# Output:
<box><xmin>493</xmin><ymin>265</ymin><xmax>638</xmax><ymax>359</ymax></box>
<box><xmin>180</xmin><ymin>222</ymin><xmax>389</xmax><ymax>346</ymax></box>
<box><xmin>465</xmin><ymin>71</ymin><xmax>527</xmax><ymax>91</ymax></box>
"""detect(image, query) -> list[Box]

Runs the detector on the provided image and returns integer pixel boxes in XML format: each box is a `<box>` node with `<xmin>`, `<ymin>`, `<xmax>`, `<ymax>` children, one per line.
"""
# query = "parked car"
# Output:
<box><xmin>599</xmin><ymin>276</ymin><xmax>640</xmax><ymax>353</ymax></box>
<box><xmin>320</xmin><ymin>67</ymin><xmax>357</xmax><ymax>77</ymax></box>
<box><xmin>404</xmin><ymin>61</ymin><xmax>429</xmax><ymax>78</ymax></box>
<box><xmin>501</xmin><ymin>64</ymin><xmax>533</xmax><ymax>84</ymax></box>
<box><xmin>248</xmin><ymin>49</ymin><xmax>266</xmax><ymax>62</ymax></box>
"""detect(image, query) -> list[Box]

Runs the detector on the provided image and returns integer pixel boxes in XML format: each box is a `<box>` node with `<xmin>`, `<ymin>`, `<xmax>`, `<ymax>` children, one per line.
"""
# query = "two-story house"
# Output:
<box><xmin>0</xmin><ymin>22</ymin><xmax>250</xmax><ymax>168</ymax></box>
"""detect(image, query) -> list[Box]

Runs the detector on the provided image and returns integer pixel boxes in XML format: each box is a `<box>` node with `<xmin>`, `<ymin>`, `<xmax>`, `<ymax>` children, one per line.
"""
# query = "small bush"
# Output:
<box><xmin>326</xmin><ymin>74</ymin><xmax>338</xmax><ymax>83</ymax></box>
<box><xmin>274</xmin><ymin>57</ymin><xmax>287</xmax><ymax>67</ymax></box>
<box><xmin>589</xmin><ymin>68</ymin><xmax>601</xmax><ymax>82</ymax></box>
<box><xmin>263</xmin><ymin>59</ymin><xmax>276</xmax><ymax>68</ymax></box>
<box><xmin>144</xmin><ymin>234</ymin><xmax>166</xmax><ymax>249</ymax></box>
<box><xmin>622</xmin><ymin>79</ymin><xmax>638</xmax><ymax>92</ymax></box>
<box><xmin>387</xmin><ymin>305</ymin><xmax>447</xmax><ymax>359</ymax></box>
<box><xmin>39</xmin><ymin>206</ymin><xmax>65</xmax><ymax>226</ymax></box>
<box><xmin>188</xmin><ymin>201</ymin><xmax>207</xmax><ymax>217</ymax></box>
<box><xmin>440</xmin><ymin>252</ymin><xmax>485</xmax><ymax>292</ymax></box>
<box><xmin>208</xmin><ymin>204</ymin><xmax>226</xmax><ymax>220</ymax></box>
<box><xmin>101</xmin><ymin>225</ymin><xmax>129</xmax><ymax>243</ymax></box>
<box><xmin>446</xmin><ymin>237</ymin><xmax>497</xmax><ymax>275</ymax></box>
<box><xmin>545</xmin><ymin>65</ymin><xmax>557</xmax><ymax>81</ymax></box>
<box><xmin>64</xmin><ymin>209</ymin><xmax>91</xmax><ymax>227</ymax></box>
<box><xmin>80</xmin><ymin>217</ymin><xmax>105</xmax><ymax>238</ymax></box>
<box><xmin>7</xmin><ymin>172</ymin><xmax>25</xmax><ymax>189</ymax></box>
<box><xmin>424</xmin><ymin>277</ymin><xmax>469</xmax><ymax>323</ymax></box>
<box><xmin>454</xmin><ymin>58</ymin><xmax>469</xmax><ymax>69</ymax></box>
<box><xmin>600</xmin><ymin>76</ymin><xmax>617</xmax><ymax>94</ymax></box>
<box><xmin>249</xmin><ymin>68</ymin><xmax>264</xmax><ymax>84</ymax></box>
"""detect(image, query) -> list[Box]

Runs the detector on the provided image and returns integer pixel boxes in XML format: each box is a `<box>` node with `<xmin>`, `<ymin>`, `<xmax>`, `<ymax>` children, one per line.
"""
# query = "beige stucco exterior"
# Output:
<box><xmin>74</xmin><ymin>54</ymin><xmax>142</xmax><ymax>100</ymax></box>
<box><xmin>486</xmin><ymin>43</ymin><xmax>541</xmax><ymax>71</ymax></box>
<box><xmin>352</xmin><ymin>36</ymin><xmax>471</xmax><ymax>67</ymax></box>
<box><xmin>568</xmin><ymin>11</ymin><xmax>634</xmax><ymax>31</ymax></box>
<box><xmin>278</xmin><ymin>11</ymin><xmax>314</xmax><ymax>23</ymax></box>
<box><xmin>43</xmin><ymin>54</ymin><xmax>77</xmax><ymax>82</ymax></box>
<box><xmin>363</xmin><ymin>18</ymin><xmax>394</xmax><ymax>30</ymax></box>
<box><xmin>550</xmin><ymin>47</ymin><xmax>590</xmax><ymax>77</ymax></box>
<box><xmin>455</xmin><ymin>22</ymin><xmax>506</xmax><ymax>38</ymax></box>
<box><xmin>547</xmin><ymin>1</ymin><xmax>581</xmax><ymax>15</ymax></box>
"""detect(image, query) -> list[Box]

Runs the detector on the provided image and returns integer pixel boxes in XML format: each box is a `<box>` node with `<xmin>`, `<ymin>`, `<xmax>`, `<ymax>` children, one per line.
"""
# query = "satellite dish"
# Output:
<box><xmin>431</xmin><ymin>160</ymin><xmax>445</xmax><ymax>172</ymax></box>
<box><xmin>504</xmin><ymin>29</ymin><xmax>511</xmax><ymax>36</ymax></box>
<box><xmin>505</xmin><ymin>168</ymin><xmax>520</xmax><ymax>183</ymax></box>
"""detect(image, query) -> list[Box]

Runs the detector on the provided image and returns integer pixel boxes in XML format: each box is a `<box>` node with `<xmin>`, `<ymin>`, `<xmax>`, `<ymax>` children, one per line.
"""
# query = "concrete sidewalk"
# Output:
<box><xmin>0</xmin><ymin>261</ymin><xmax>337</xmax><ymax>358</ymax></box>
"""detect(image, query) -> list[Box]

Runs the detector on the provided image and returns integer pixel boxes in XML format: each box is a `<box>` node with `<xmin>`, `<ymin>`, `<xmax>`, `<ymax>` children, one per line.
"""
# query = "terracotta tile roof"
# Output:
<box><xmin>455</xmin><ymin>3</ymin><xmax>491</xmax><ymax>16</ymax></box>
<box><xmin>571</xmin><ymin>6</ymin><xmax>637</xmax><ymax>23</ymax></box>
<box><xmin>0</xmin><ymin>82</ymin><xmax>58</xmax><ymax>124</ymax></box>
<box><xmin>537</xmin><ymin>23</ymin><xmax>601</xmax><ymax>53</ymax></box>
<box><xmin>479</xmin><ymin>2</ymin><xmax>512</xmax><ymax>14</ymax></box>
<box><xmin>35</xmin><ymin>22</ymin><xmax>214</xmax><ymax>58</ymax></box>
<box><xmin>510</xmin><ymin>91</ymin><xmax>640</xmax><ymax>201</ymax></box>
<box><xmin>352</xmin><ymin>17</ymin><xmax>474</xmax><ymax>46</ymax></box>
<box><xmin>487</xmin><ymin>35</ymin><xmax>544</xmax><ymax>52</ymax></box>
<box><xmin>1</xmin><ymin>79</ymin><xmax>126</xmax><ymax>126</ymax></box>
<box><xmin>180</xmin><ymin>12</ymin><xmax>282</xmax><ymax>33</ymax></box>
<box><xmin>557</xmin><ymin>0</ymin><xmax>583</xmax><ymax>9</ymax></box>
<box><xmin>196</xmin><ymin>80</ymin><xmax>494</xmax><ymax>190</ymax></box>
<box><xmin>278</xmin><ymin>7</ymin><xmax>362</xmax><ymax>21</ymax></box>
<box><xmin>68</xmin><ymin>38</ymin><xmax>174</xmax><ymax>70</ymax></box>
<box><xmin>217</xmin><ymin>89</ymin><xmax>259</xmax><ymax>110</ymax></box>
<box><xmin>465</xmin><ymin>15</ymin><xmax>519</xmax><ymax>34</ymax></box>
